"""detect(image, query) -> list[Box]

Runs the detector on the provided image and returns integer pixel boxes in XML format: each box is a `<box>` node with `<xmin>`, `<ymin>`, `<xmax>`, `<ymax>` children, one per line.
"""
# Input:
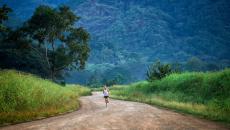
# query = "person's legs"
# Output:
<box><xmin>104</xmin><ymin>97</ymin><xmax>106</xmax><ymax>103</ymax></box>
<box><xmin>105</xmin><ymin>98</ymin><xmax>107</xmax><ymax>107</ymax></box>
<box><xmin>104</xmin><ymin>97</ymin><xmax>107</xmax><ymax>107</ymax></box>
<box><xmin>106</xmin><ymin>97</ymin><xmax>109</xmax><ymax>103</ymax></box>
<box><xmin>104</xmin><ymin>97</ymin><xmax>109</xmax><ymax>107</ymax></box>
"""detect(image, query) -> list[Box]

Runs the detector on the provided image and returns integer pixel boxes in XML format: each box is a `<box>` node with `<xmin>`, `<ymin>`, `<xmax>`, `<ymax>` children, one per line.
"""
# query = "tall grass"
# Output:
<box><xmin>0</xmin><ymin>70</ymin><xmax>91</xmax><ymax>125</ymax></box>
<box><xmin>110</xmin><ymin>69</ymin><xmax>230</xmax><ymax>123</ymax></box>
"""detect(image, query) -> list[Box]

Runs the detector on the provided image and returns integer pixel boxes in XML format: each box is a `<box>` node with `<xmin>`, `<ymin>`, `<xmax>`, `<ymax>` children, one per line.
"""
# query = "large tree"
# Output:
<box><xmin>24</xmin><ymin>5</ymin><xmax>90</xmax><ymax>80</ymax></box>
<box><xmin>0</xmin><ymin>5</ymin><xmax>50</xmax><ymax>77</ymax></box>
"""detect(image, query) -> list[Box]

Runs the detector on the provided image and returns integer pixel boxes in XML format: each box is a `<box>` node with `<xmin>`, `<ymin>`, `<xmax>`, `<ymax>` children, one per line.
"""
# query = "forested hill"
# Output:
<box><xmin>72</xmin><ymin>0</ymin><xmax>230</xmax><ymax>64</ymax></box>
<box><xmin>1</xmin><ymin>0</ymin><xmax>230</xmax><ymax>84</ymax></box>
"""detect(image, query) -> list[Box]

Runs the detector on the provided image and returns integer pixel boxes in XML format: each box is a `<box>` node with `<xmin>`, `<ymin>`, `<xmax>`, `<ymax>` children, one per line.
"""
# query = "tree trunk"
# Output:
<box><xmin>50</xmin><ymin>42</ymin><xmax>55</xmax><ymax>80</ymax></box>
<box><xmin>45</xmin><ymin>45</ymin><xmax>51</xmax><ymax>68</ymax></box>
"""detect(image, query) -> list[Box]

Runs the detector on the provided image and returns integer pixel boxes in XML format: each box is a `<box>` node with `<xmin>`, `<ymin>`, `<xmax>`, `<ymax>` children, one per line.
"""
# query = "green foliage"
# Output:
<box><xmin>0</xmin><ymin>4</ymin><xmax>12</xmax><ymax>24</ymax></box>
<box><xmin>0</xmin><ymin>5</ymin><xmax>90</xmax><ymax>80</ymax></box>
<box><xmin>1</xmin><ymin>1</ymin><xmax>230</xmax><ymax>84</ymax></box>
<box><xmin>153</xmin><ymin>70</ymin><xmax>230</xmax><ymax>103</ymax></box>
<box><xmin>84</xmin><ymin>65</ymin><xmax>131</xmax><ymax>87</ymax></box>
<box><xmin>0</xmin><ymin>69</ymin><xmax>91</xmax><ymax>125</ymax></box>
<box><xmin>2</xmin><ymin>1</ymin><xmax>230</xmax><ymax>84</ymax></box>
<box><xmin>24</xmin><ymin>5</ymin><xmax>90</xmax><ymax>80</ymax></box>
<box><xmin>87</xmin><ymin>71</ymin><xmax>101</xmax><ymax>88</ymax></box>
<box><xmin>185</xmin><ymin>57</ymin><xmax>205</xmax><ymax>71</ymax></box>
<box><xmin>0</xmin><ymin>28</ymin><xmax>50</xmax><ymax>77</ymax></box>
<box><xmin>68</xmin><ymin>0</ymin><xmax>230</xmax><ymax>67</ymax></box>
<box><xmin>146</xmin><ymin>61</ymin><xmax>172</xmax><ymax>81</ymax></box>
<box><xmin>110</xmin><ymin>69</ymin><xmax>230</xmax><ymax>122</ymax></box>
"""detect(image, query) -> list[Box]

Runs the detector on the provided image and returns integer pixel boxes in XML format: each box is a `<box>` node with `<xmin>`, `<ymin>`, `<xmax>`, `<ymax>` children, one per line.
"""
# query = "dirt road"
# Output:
<box><xmin>0</xmin><ymin>92</ymin><xmax>228</xmax><ymax>130</ymax></box>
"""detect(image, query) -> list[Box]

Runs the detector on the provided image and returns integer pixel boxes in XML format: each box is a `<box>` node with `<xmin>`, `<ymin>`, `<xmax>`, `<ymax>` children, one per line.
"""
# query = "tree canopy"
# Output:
<box><xmin>0</xmin><ymin>5</ymin><xmax>90</xmax><ymax>81</ymax></box>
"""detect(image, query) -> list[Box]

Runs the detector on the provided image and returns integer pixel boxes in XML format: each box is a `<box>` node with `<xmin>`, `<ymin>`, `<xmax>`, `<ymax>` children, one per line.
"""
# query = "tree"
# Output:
<box><xmin>23</xmin><ymin>5</ymin><xmax>90</xmax><ymax>80</ymax></box>
<box><xmin>171</xmin><ymin>62</ymin><xmax>182</xmax><ymax>73</ymax></box>
<box><xmin>0</xmin><ymin>4</ymin><xmax>12</xmax><ymax>24</ymax></box>
<box><xmin>102</xmin><ymin>74</ymin><xmax>125</xmax><ymax>86</ymax></box>
<box><xmin>0</xmin><ymin>5</ymin><xmax>50</xmax><ymax>77</ymax></box>
<box><xmin>87</xmin><ymin>71</ymin><xmax>101</xmax><ymax>87</ymax></box>
<box><xmin>146</xmin><ymin>60</ymin><xmax>172</xmax><ymax>82</ymax></box>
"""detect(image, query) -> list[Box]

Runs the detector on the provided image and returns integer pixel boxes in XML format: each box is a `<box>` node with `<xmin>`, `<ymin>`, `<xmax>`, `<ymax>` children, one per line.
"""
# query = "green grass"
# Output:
<box><xmin>110</xmin><ymin>69</ymin><xmax>230</xmax><ymax>123</ymax></box>
<box><xmin>0</xmin><ymin>70</ymin><xmax>91</xmax><ymax>125</ymax></box>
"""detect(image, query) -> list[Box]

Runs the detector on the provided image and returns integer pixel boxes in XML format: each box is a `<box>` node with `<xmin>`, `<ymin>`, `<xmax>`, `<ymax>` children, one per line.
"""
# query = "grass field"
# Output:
<box><xmin>0</xmin><ymin>70</ymin><xmax>91</xmax><ymax>125</ymax></box>
<box><xmin>110</xmin><ymin>69</ymin><xmax>230</xmax><ymax>123</ymax></box>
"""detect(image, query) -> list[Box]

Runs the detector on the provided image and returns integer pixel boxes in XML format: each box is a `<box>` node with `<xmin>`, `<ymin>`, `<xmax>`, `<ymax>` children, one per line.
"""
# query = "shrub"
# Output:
<box><xmin>146</xmin><ymin>61</ymin><xmax>172</xmax><ymax>81</ymax></box>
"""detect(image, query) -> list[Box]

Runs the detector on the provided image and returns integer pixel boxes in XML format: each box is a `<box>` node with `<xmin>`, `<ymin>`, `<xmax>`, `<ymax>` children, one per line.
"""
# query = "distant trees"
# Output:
<box><xmin>185</xmin><ymin>57</ymin><xmax>205</xmax><ymax>71</ymax></box>
<box><xmin>87</xmin><ymin>71</ymin><xmax>101</xmax><ymax>87</ymax></box>
<box><xmin>146</xmin><ymin>58</ymin><xmax>226</xmax><ymax>82</ymax></box>
<box><xmin>185</xmin><ymin>57</ymin><xmax>223</xmax><ymax>72</ymax></box>
<box><xmin>0</xmin><ymin>5</ymin><xmax>90</xmax><ymax>80</ymax></box>
<box><xmin>86</xmin><ymin>70</ymin><xmax>126</xmax><ymax>87</ymax></box>
<box><xmin>102</xmin><ymin>74</ymin><xmax>125</xmax><ymax>86</ymax></box>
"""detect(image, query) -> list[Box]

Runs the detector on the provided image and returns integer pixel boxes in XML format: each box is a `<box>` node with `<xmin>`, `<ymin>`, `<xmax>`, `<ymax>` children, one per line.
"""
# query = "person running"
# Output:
<box><xmin>103</xmin><ymin>85</ymin><xmax>109</xmax><ymax>107</ymax></box>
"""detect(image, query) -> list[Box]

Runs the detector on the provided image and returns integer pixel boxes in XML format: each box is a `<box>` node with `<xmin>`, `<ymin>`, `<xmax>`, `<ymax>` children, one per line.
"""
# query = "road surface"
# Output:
<box><xmin>0</xmin><ymin>92</ymin><xmax>228</xmax><ymax>130</ymax></box>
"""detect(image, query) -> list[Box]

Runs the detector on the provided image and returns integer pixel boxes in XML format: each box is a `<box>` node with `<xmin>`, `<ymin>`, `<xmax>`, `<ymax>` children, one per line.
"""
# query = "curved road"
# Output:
<box><xmin>0</xmin><ymin>92</ymin><xmax>228</xmax><ymax>130</ymax></box>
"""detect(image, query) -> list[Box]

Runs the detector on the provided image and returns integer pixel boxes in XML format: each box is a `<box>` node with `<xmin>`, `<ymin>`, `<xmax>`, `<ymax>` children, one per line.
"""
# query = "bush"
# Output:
<box><xmin>146</xmin><ymin>61</ymin><xmax>172</xmax><ymax>82</ymax></box>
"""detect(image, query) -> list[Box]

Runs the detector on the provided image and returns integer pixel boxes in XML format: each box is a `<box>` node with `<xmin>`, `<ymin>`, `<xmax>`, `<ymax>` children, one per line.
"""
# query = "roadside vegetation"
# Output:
<box><xmin>110</xmin><ymin>69</ymin><xmax>230</xmax><ymax>123</ymax></box>
<box><xmin>0</xmin><ymin>70</ymin><xmax>91</xmax><ymax>125</ymax></box>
